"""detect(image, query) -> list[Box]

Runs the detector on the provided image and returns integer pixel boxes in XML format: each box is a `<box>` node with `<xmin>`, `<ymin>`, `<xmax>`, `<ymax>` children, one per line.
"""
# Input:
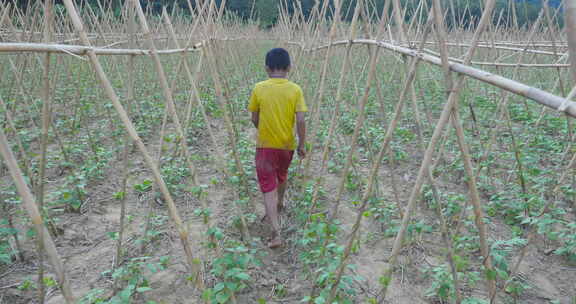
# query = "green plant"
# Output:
<box><xmin>0</xmin><ymin>219</ymin><xmax>17</xmax><ymax>265</ymax></box>
<box><xmin>18</xmin><ymin>278</ymin><xmax>36</xmax><ymax>291</ymax></box>
<box><xmin>160</xmin><ymin>160</ymin><xmax>191</xmax><ymax>195</ymax></box>
<box><xmin>505</xmin><ymin>277</ymin><xmax>531</xmax><ymax>301</ymax></box>
<box><xmin>294</xmin><ymin>186</ymin><xmax>360</xmax><ymax>303</ymax></box>
<box><xmin>50</xmin><ymin>172</ymin><xmax>88</xmax><ymax>212</ymax></box>
<box><xmin>424</xmin><ymin>263</ymin><xmax>482</xmax><ymax>302</ymax></box>
<box><xmin>134</xmin><ymin>179</ymin><xmax>153</xmax><ymax>193</ymax></box>
<box><xmin>79</xmin><ymin>289</ymin><xmax>106</xmax><ymax>304</ymax></box>
<box><xmin>345</xmin><ymin>172</ymin><xmax>360</xmax><ymax>192</ymax></box>
<box><xmin>203</xmin><ymin>242</ymin><xmax>260</xmax><ymax>303</ymax></box>
<box><xmin>552</xmin><ymin>221</ymin><xmax>576</xmax><ymax>262</ymax></box>
<box><xmin>424</xmin><ymin>265</ymin><xmax>455</xmax><ymax>300</ymax></box>
<box><xmin>43</xmin><ymin>276</ymin><xmax>57</xmax><ymax>288</ymax></box>
<box><xmin>462</xmin><ymin>298</ymin><xmax>488</xmax><ymax>304</ymax></box>
<box><xmin>101</xmin><ymin>256</ymin><xmax>168</xmax><ymax>304</ymax></box>
<box><xmin>488</xmin><ymin>237</ymin><xmax>530</xmax><ymax>301</ymax></box>
<box><xmin>368</xmin><ymin>197</ymin><xmax>399</xmax><ymax>232</ymax></box>
<box><xmin>137</xmin><ymin>214</ymin><xmax>167</xmax><ymax>246</ymax></box>
<box><xmin>0</xmin><ymin>241</ymin><xmax>12</xmax><ymax>265</ymax></box>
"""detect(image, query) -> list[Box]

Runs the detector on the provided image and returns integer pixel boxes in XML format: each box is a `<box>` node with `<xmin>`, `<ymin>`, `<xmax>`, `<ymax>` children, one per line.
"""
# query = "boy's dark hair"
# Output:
<box><xmin>265</xmin><ymin>48</ymin><xmax>291</xmax><ymax>71</ymax></box>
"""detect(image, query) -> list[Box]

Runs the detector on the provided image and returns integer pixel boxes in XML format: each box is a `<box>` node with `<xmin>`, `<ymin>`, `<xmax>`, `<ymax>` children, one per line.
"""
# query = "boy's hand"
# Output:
<box><xmin>296</xmin><ymin>112</ymin><xmax>306</xmax><ymax>158</ymax></box>
<box><xmin>251</xmin><ymin>111</ymin><xmax>260</xmax><ymax>129</ymax></box>
<box><xmin>297</xmin><ymin>144</ymin><xmax>306</xmax><ymax>158</ymax></box>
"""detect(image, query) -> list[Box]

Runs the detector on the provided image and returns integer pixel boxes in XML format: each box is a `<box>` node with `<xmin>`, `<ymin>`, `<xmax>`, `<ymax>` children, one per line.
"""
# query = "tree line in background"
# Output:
<box><xmin>7</xmin><ymin>0</ymin><xmax>564</xmax><ymax>29</ymax></box>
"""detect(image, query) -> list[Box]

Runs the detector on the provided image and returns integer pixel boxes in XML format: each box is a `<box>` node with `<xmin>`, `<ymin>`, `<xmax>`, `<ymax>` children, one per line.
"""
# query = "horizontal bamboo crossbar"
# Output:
<box><xmin>410</xmin><ymin>41</ymin><xmax>568</xmax><ymax>56</ymax></box>
<box><xmin>310</xmin><ymin>39</ymin><xmax>576</xmax><ymax>118</ymax></box>
<box><xmin>289</xmin><ymin>40</ymin><xmax>567</xmax><ymax>57</ymax></box>
<box><xmin>422</xmin><ymin>49</ymin><xmax>570</xmax><ymax>68</ymax></box>
<box><xmin>0</xmin><ymin>36</ymin><xmax>254</xmax><ymax>55</ymax></box>
<box><xmin>477</xmin><ymin>42</ymin><xmax>568</xmax><ymax>48</ymax></box>
<box><xmin>0</xmin><ymin>42</ymin><xmax>202</xmax><ymax>55</ymax></box>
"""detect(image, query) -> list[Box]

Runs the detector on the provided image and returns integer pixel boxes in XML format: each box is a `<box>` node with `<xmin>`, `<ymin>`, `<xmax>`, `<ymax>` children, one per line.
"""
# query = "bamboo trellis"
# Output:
<box><xmin>1</xmin><ymin>0</ymin><xmax>575</xmax><ymax>303</ymax></box>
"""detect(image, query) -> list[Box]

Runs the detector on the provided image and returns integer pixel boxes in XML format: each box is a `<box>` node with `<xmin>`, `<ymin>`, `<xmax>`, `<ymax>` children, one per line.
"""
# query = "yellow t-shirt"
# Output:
<box><xmin>248</xmin><ymin>78</ymin><xmax>307</xmax><ymax>150</ymax></box>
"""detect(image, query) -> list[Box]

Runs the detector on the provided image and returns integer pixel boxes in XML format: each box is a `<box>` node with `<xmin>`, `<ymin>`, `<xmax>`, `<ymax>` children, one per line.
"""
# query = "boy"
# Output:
<box><xmin>248</xmin><ymin>48</ymin><xmax>307</xmax><ymax>248</ymax></box>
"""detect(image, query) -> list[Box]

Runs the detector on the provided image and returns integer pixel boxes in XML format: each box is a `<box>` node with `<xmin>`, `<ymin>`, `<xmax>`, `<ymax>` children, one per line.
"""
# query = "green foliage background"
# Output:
<box><xmin>8</xmin><ymin>0</ymin><xmax>564</xmax><ymax>28</ymax></box>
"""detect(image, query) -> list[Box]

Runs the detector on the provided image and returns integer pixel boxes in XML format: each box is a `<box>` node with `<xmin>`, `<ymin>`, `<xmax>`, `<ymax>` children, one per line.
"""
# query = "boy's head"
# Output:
<box><xmin>265</xmin><ymin>48</ymin><xmax>291</xmax><ymax>72</ymax></box>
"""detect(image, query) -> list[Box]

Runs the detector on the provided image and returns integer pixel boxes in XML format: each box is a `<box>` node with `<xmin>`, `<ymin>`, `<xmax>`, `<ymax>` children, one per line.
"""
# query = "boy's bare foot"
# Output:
<box><xmin>268</xmin><ymin>236</ymin><xmax>283</xmax><ymax>248</ymax></box>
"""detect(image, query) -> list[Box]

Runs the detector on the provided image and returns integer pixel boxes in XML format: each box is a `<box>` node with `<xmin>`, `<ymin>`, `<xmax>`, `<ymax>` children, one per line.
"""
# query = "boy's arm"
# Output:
<box><xmin>251</xmin><ymin>111</ymin><xmax>259</xmax><ymax>128</ymax></box>
<box><xmin>296</xmin><ymin>112</ymin><xmax>306</xmax><ymax>158</ymax></box>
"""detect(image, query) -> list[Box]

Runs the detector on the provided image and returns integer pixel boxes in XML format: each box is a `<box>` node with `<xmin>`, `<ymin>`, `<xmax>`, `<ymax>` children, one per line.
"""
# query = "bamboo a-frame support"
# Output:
<box><xmin>61</xmin><ymin>0</ymin><xmax>203</xmax><ymax>287</ymax></box>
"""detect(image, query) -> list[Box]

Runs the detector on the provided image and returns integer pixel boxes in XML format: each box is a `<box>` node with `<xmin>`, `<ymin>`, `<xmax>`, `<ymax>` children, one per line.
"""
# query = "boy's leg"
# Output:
<box><xmin>256</xmin><ymin>148</ymin><xmax>283</xmax><ymax>247</ymax></box>
<box><xmin>277</xmin><ymin>181</ymin><xmax>287</xmax><ymax>212</ymax></box>
<box><xmin>263</xmin><ymin>189</ymin><xmax>282</xmax><ymax>248</ymax></box>
<box><xmin>276</xmin><ymin>150</ymin><xmax>294</xmax><ymax>212</ymax></box>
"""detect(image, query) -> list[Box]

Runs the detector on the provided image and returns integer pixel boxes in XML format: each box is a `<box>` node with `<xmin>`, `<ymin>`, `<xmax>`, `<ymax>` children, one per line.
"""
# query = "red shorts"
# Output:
<box><xmin>255</xmin><ymin>148</ymin><xmax>294</xmax><ymax>193</ymax></box>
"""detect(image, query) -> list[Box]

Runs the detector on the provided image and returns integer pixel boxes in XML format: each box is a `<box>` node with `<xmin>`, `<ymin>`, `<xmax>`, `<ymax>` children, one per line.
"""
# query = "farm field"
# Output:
<box><xmin>1</xmin><ymin>1</ymin><xmax>576</xmax><ymax>304</ymax></box>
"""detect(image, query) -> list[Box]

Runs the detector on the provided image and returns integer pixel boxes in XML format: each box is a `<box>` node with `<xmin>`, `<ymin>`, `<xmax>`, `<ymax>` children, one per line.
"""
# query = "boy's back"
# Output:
<box><xmin>248</xmin><ymin>78</ymin><xmax>307</xmax><ymax>151</ymax></box>
<box><xmin>248</xmin><ymin>47</ymin><xmax>306</xmax><ymax>248</ymax></box>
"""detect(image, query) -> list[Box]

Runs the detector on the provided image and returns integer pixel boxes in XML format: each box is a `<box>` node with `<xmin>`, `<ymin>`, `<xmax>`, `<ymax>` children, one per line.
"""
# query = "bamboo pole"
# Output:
<box><xmin>567</xmin><ymin>0</ymin><xmax>576</xmax><ymax>84</ymax></box>
<box><xmin>61</xmin><ymin>0</ymin><xmax>203</xmax><ymax>287</ymax></box>
<box><xmin>416</xmin><ymin>41</ymin><xmax>567</xmax><ymax>57</ymax></box>
<box><xmin>542</xmin><ymin>1</ymin><xmax>573</xmax><ymax>145</ymax></box>
<box><xmin>35</xmin><ymin>0</ymin><xmax>54</xmax><ymax>301</ymax></box>
<box><xmin>0</xmin><ymin>42</ymin><xmax>202</xmax><ymax>55</ymax></box>
<box><xmin>429</xmin><ymin>2</ymin><xmax>464</xmax><ymax>302</ymax></box>
<box><xmin>182</xmin><ymin>50</ymin><xmax>204</xmax><ymax>134</ymax></box>
<box><xmin>113</xmin><ymin>122</ymin><xmax>132</xmax><ymax>281</ymax></box>
<box><xmin>0</xmin><ymin>128</ymin><xmax>76</xmax><ymax>303</ymax></box>
<box><xmin>0</xmin><ymin>3</ymin><xmax>10</xmax><ymax>34</ymax></box>
<box><xmin>453</xmin><ymin>104</ymin><xmax>498</xmax><ymax>302</ymax></box>
<box><xmin>306</xmin><ymin>39</ymin><xmax>576</xmax><ymax>118</ymax></box>
<box><xmin>435</xmin><ymin>0</ymin><xmax>496</xmax><ymax>303</ymax></box>
<box><xmin>433</xmin><ymin>1</ymin><xmax>497</xmax><ymax>301</ymax></box>
<box><xmin>391</xmin><ymin>0</ymin><xmax>406</xmax><ymax>43</ymax></box>
<box><xmin>326</xmin><ymin>39</ymin><xmax>570</xmax><ymax>58</ymax></box>
<box><xmin>113</xmin><ymin>2</ymin><xmax>135</xmax><ymax>278</ymax></box>
<box><xmin>421</xmin><ymin>50</ymin><xmax>569</xmax><ymax>68</ymax></box>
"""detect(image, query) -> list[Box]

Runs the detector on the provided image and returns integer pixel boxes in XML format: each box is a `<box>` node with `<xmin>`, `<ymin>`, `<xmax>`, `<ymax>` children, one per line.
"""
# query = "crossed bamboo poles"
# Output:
<box><xmin>1</xmin><ymin>0</ymin><xmax>576</xmax><ymax>303</ymax></box>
